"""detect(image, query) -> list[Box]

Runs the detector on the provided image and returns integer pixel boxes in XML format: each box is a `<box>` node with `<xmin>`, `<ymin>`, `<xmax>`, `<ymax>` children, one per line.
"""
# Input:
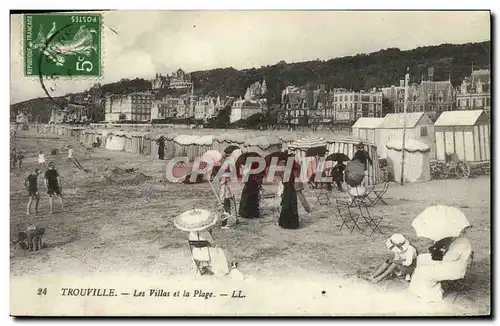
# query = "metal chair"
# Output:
<box><xmin>188</xmin><ymin>240</ymin><xmax>213</xmax><ymax>275</ymax></box>
<box><xmin>335</xmin><ymin>199</ymin><xmax>362</xmax><ymax>233</ymax></box>
<box><xmin>351</xmin><ymin>200</ymin><xmax>384</xmax><ymax>236</ymax></box>
<box><xmin>367</xmin><ymin>179</ymin><xmax>390</xmax><ymax>206</ymax></box>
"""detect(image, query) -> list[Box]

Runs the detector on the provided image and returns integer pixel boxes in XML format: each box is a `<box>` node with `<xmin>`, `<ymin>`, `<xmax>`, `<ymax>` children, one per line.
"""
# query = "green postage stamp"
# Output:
<box><xmin>24</xmin><ymin>13</ymin><xmax>102</xmax><ymax>77</ymax></box>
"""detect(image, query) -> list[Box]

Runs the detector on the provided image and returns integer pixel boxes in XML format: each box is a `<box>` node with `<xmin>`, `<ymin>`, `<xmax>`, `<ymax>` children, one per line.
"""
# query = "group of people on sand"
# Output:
<box><xmin>17</xmin><ymin>145</ymin><xmax>76</xmax><ymax>216</ymax></box>
<box><xmin>211</xmin><ymin>142</ymin><xmax>375</xmax><ymax>231</ymax></box>
<box><xmin>215</xmin><ymin>151</ymin><xmax>306</xmax><ymax>230</ymax></box>
<box><xmin>24</xmin><ymin>162</ymin><xmax>65</xmax><ymax>215</ymax></box>
<box><xmin>362</xmin><ymin>226</ymin><xmax>473</xmax><ymax>303</ymax></box>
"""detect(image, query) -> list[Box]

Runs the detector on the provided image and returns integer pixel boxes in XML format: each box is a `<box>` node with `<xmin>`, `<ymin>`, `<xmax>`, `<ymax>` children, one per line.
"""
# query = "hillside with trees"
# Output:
<box><xmin>11</xmin><ymin>41</ymin><xmax>490</xmax><ymax>122</ymax></box>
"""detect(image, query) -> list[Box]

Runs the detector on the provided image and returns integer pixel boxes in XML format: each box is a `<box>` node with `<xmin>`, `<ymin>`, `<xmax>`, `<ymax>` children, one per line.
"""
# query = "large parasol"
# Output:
<box><xmin>344</xmin><ymin>159</ymin><xmax>365</xmax><ymax>187</ymax></box>
<box><xmin>412</xmin><ymin>205</ymin><xmax>471</xmax><ymax>241</ymax></box>
<box><xmin>174</xmin><ymin>208</ymin><xmax>218</xmax><ymax>232</ymax></box>
<box><xmin>224</xmin><ymin>145</ymin><xmax>241</xmax><ymax>155</ymax></box>
<box><xmin>264</xmin><ymin>151</ymin><xmax>289</xmax><ymax>166</ymax></box>
<box><xmin>202</xmin><ymin>150</ymin><xmax>223</xmax><ymax>166</ymax></box>
<box><xmin>288</xmin><ymin>136</ymin><xmax>327</xmax><ymax>151</ymax></box>
<box><xmin>325</xmin><ymin>152</ymin><xmax>351</xmax><ymax>162</ymax></box>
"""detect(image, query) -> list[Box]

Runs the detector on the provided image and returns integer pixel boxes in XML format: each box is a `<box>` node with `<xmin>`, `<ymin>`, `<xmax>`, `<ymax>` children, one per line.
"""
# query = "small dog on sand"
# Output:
<box><xmin>17</xmin><ymin>225</ymin><xmax>45</xmax><ymax>251</ymax></box>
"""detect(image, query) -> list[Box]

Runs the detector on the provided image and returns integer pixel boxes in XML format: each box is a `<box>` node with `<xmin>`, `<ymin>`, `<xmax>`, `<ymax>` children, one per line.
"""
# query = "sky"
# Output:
<box><xmin>10</xmin><ymin>10</ymin><xmax>490</xmax><ymax>104</ymax></box>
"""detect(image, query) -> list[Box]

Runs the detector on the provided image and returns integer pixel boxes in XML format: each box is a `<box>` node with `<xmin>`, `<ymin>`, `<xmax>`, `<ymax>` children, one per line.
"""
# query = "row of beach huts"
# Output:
<box><xmin>26</xmin><ymin>110</ymin><xmax>490</xmax><ymax>185</ymax></box>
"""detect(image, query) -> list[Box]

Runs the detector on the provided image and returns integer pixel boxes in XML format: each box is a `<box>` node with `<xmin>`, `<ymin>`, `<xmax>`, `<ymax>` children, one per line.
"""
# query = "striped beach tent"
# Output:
<box><xmin>288</xmin><ymin>136</ymin><xmax>327</xmax><ymax>151</ymax></box>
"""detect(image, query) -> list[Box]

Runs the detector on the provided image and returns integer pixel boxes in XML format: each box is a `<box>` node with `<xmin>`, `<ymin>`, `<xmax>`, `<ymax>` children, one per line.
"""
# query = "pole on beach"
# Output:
<box><xmin>400</xmin><ymin>67</ymin><xmax>410</xmax><ymax>186</ymax></box>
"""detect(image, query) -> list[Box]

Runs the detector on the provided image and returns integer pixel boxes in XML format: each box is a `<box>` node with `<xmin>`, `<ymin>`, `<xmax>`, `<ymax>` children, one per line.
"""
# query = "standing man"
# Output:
<box><xmin>353</xmin><ymin>142</ymin><xmax>373</xmax><ymax>186</ymax></box>
<box><xmin>24</xmin><ymin>168</ymin><xmax>41</xmax><ymax>216</ymax></box>
<box><xmin>17</xmin><ymin>150</ymin><xmax>24</xmax><ymax>170</ymax></box>
<box><xmin>44</xmin><ymin>162</ymin><xmax>64</xmax><ymax>214</ymax></box>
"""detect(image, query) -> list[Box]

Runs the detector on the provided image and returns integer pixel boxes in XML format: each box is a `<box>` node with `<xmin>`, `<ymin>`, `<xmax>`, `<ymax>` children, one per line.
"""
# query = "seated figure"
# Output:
<box><xmin>409</xmin><ymin>229</ymin><xmax>472</xmax><ymax>302</ymax></box>
<box><xmin>188</xmin><ymin>230</ymin><xmax>230</xmax><ymax>277</ymax></box>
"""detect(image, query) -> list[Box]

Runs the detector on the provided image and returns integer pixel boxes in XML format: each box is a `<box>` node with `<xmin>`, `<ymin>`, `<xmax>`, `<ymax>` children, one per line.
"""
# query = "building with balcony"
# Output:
<box><xmin>456</xmin><ymin>69</ymin><xmax>491</xmax><ymax>113</ymax></box>
<box><xmin>104</xmin><ymin>92</ymin><xmax>153</xmax><ymax>122</ymax></box>
<box><xmin>387</xmin><ymin>79</ymin><xmax>455</xmax><ymax>121</ymax></box>
<box><xmin>330</xmin><ymin>88</ymin><xmax>383</xmax><ymax>123</ymax></box>
<box><xmin>194</xmin><ymin>96</ymin><xmax>223</xmax><ymax>120</ymax></box>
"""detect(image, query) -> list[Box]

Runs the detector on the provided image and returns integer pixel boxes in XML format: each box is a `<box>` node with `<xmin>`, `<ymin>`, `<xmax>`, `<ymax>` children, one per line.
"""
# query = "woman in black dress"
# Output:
<box><xmin>279</xmin><ymin>159</ymin><xmax>300</xmax><ymax>229</ymax></box>
<box><xmin>157</xmin><ymin>136</ymin><xmax>166</xmax><ymax>160</ymax></box>
<box><xmin>238</xmin><ymin>172</ymin><xmax>262</xmax><ymax>219</ymax></box>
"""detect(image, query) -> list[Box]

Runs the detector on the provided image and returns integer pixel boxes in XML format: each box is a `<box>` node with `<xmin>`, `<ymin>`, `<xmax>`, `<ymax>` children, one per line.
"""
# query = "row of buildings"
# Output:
<box><xmin>103</xmin><ymin>71</ymin><xmax>269</xmax><ymax>123</ymax></box>
<box><xmin>278</xmin><ymin>68</ymin><xmax>490</xmax><ymax>126</ymax></box>
<box><xmin>40</xmin><ymin>67</ymin><xmax>490</xmax><ymax>126</ymax></box>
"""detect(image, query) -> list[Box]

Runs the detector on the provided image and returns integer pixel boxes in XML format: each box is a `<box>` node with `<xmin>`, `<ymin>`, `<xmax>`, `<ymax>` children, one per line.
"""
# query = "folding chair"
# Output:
<box><xmin>446</xmin><ymin>251</ymin><xmax>475</xmax><ymax>303</ymax></box>
<box><xmin>335</xmin><ymin>200</ymin><xmax>363</xmax><ymax>233</ymax></box>
<box><xmin>188</xmin><ymin>240</ymin><xmax>213</xmax><ymax>275</ymax></box>
<box><xmin>367</xmin><ymin>180</ymin><xmax>390</xmax><ymax>206</ymax></box>
<box><xmin>347</xmin><ymin>185</ymin><xmax>372</xmax><ymax>208</ymax></box>
<box><xmin>351</xmin><ymin>200</ymin><xmax>384</xmax><ymax>236</ymax></box>
<box><xmin>315</xmin><ymin>186</ymin><xmax>332</xmax><ymax>206</ymax></box>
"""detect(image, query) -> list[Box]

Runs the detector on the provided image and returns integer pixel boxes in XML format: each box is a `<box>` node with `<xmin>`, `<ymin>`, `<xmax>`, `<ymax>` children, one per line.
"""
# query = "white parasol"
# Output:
<box><xmin>203</xmin><ymin>150</ymin><xmax>223</xmax><ymax>166</ymax></box>
<box><xmin>174</xmin><ymin>208</ymin><xmax>217</xmax><ymax>232</ymax></box>
<box><xmin>411</xmin><ymin>205</ymin><xmax>470</xmax><ymax>241</ymax></box>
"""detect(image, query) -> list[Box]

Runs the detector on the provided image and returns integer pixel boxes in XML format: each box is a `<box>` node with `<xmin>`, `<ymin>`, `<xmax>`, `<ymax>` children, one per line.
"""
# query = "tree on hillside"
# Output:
<box><xmin>382</xmin><ymin>98</ymin><xmax>394</xmax><ymax>117</ymax></box>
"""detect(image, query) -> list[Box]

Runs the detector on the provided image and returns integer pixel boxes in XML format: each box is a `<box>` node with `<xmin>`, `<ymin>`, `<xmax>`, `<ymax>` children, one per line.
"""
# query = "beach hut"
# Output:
<box><xmin>377</xmin><ymin>112</ymin><xmax>435</xmax><ymax>159</ymax></box>
<box><xmin>174</xmin><ymin>135</ymin><xmax>201</xmax><ymax>161</ymax></box>
<box><xmin>123</xmin><ymin>132</ymin><xmax>133</xmax><ymax>153</ymax></box>
<box><xmin>194</xmin><ymin>135</ymin><xmax>214</xmax><ymax>159</ymax></box>
<box><xmin>386</xmin><ymin>139</ymin><xmax>431</xmax><ymax>183</ymax></box>
<box><xmin>277</xmin><ymin>134</ymin><xmax>298</xmax><ymax>150</ymax></box>
<box><xmin>325</xmin><ymin>136</ymin><xmax>382</xmax><ymax>186</ymax></box>
<box><xmin>351</xmin><ymin>117</ymin><xmax>385</xmax><ymax>156</ymax></box>
<box><xmin>142</xmin><ymin>132</ymin><xmax>154</xmax><ymax>156</ymax></box>
<box><xmin>214</xmin><ymin>133</ymin><xmax>248</xmax><ymax>154</ymax></box>
<box><xmin>106</xmin><ymin>130</ymin><xmax>127</xmax><ymax>151</ymax></box>
<box><xmin>243</xmin><ymin>135</ymin><xmax>282</xmax><ymax>157</ymax></box>
<box><xmin>164</xmin><ymin>133</ymin><xmax>177</xmax><ymax>159</ymax></box>
<box><xmin>129</xmin><ymin>131</ymin><xmax>146</xmax><ymax>154</ymax></box>
<box><xmin>433</xmin><ymin>110</ymin><xmax>490</xmax><ymax>162</ymax></box>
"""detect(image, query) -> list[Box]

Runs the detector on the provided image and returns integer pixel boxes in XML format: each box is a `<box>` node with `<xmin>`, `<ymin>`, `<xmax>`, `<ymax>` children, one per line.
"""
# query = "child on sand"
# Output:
<box><xmin>38</xmin><ymin>151</ymin><xmax>46</xmax><ymax>169</ymax></box>
<box><xmin>67</xmin><ymin>145</ymin><xmax>74</xmax><ymax>162</ymax></box>
<box><xmin>219</xmin><ymin>175</ymin><xmax>235</xmax><ymax>229</ymax></box>
<box><xmin>367</xmin><ymin>233</ymin><xmax>418</xmax><ymax>283</ymax></box>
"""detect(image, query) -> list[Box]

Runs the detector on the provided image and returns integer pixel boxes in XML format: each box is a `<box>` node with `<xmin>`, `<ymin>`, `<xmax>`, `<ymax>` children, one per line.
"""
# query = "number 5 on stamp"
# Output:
<box><xmin>24</xmin><ymin>13</ymin><xmax>102</xmax><ymax>77</ymax></box>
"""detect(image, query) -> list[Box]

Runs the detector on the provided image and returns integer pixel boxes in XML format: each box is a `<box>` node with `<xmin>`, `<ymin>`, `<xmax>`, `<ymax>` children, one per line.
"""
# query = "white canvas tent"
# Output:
<box><xmin>351</xmin><ymin>117</ymin><xmax>385</xmax><ymax>156</ymax></box>
<box><xmin>377</xmin><ymin>112</ymin><xmax>435</xmax><ymax>159</ymax></box>
<box><xmin>433</xmin><ymin>110</ymin><xmax>490</xmax><ymax>162</ymax></box>
<box><xmin>386</xmin><ymin>139</ymin><xmax>431</xmax><ymax>183</ymax></box>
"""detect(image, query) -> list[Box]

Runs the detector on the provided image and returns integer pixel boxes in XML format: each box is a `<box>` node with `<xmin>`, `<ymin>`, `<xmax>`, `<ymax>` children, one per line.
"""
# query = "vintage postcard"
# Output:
<box><xmin>9</xmin><ymin>10</ymin><xmax>491</xmax><ymax>316</ymax></box>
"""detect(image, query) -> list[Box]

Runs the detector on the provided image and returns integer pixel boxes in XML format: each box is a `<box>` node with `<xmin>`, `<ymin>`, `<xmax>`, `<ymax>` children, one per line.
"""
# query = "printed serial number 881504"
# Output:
<box><xmin>71</xmin><ymin>16</ymin><xmax>98</xmax><ymax>23</ymax></box>
<box><xmin>37</xmin><ymin>288</ymin><xmax>47</xmax><ymax>295</ymax></box>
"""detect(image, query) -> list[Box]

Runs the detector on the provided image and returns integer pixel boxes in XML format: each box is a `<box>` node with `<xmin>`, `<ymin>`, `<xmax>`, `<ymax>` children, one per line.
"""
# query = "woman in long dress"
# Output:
<box><xmin>157</xmin><ymin>136</ymin><xmax>166</xmax><ymax>160</ymax></box>
<box><xmin>279</xmin><ymin>160</ymin><xmax>300</xmax><ymax>229</ymax></box>
<box><xmin>238</xmin><ymin>174</ymin><xmax>262</xmax><ymax>219</ymax></box>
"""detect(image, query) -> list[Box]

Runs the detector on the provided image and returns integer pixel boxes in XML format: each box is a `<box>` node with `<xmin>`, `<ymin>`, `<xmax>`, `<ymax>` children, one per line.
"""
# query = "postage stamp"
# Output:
<box><xmin>24</xmin><ymin>13</ymin><xmax>102</xmax><ymax>77</ymax></box>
